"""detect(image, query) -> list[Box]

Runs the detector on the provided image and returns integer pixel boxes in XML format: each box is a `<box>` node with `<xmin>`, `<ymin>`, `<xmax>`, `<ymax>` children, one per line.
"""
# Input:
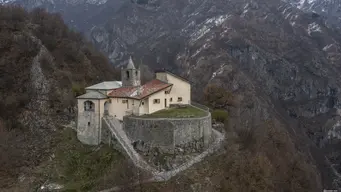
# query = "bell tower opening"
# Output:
<box><xmin>121</xmin><ymin>56</ymin><xmax>141</xmax><ymax>87</ymax></box>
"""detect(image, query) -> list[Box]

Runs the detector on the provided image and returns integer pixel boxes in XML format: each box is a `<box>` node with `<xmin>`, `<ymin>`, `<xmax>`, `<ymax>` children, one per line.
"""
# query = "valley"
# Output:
<box><xmin>2</xmin><ymin>0</ymin><xmax>341</xmax><ymax>191</ymax></box>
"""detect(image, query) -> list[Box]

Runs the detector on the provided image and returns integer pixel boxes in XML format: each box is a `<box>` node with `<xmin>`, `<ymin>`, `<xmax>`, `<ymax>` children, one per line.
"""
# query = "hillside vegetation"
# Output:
<box><xmin>0</xmin><ymin>3</ymin><xmax>326</xmax><ymax>192</ymax></box>
<box><xmin>0</xmin><ymin>5</ymin><xmax>120</xmax><ymax>188</ymax></box>
<box><xmin>137</xmin><ymin>120</ymin><xmax>320</xmax><ymax>192</ymax></box>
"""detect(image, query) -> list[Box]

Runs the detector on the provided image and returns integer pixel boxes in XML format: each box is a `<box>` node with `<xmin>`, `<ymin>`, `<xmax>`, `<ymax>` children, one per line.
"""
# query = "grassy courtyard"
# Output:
<box><xmin>143</xmin><ymin>105</ymin><xmax>207</xmax><ymax>118</ymax></box>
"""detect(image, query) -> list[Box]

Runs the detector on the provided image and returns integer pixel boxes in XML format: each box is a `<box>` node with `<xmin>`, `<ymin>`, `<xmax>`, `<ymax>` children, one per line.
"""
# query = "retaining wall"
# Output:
<box><xmin>123</xmin><ymin>111</ymin><xmax>212</xmax><ymax>154</ymax></box>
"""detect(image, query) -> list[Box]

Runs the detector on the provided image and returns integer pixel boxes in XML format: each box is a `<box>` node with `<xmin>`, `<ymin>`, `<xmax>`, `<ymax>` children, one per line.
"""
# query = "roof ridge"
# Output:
<box><xmin>108</xmin><ymin>78</ymin><xmax>172</xmax><ymax>99</ymax></box>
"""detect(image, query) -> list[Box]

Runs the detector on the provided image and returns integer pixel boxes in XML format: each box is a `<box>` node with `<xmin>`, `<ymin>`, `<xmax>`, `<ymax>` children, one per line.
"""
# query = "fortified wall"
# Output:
<box><xmin>122</xmin><ymin>110</ymin><xmax>212</xmax><ymax>154</ymax></box>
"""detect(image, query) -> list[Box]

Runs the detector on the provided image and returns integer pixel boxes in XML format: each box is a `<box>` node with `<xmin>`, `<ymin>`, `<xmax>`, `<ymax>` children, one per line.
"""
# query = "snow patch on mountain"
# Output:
<box><xmin>210</xmin><ymin>65</ymin><xmax>226</xmax><ymax>81</ymax></box>
<box><xmin>64</xmin><ymin>0</ymin><xmax>109</xmax><ymax>5</ymax></box>
<box><xmin>0</xmin><ymin>0</ymin><xmax>15</xmax><ymax>4</ymax></box>
<box><xmin>82</xmin><ymin>0</ymin><xmax>108</xmax><ymax>5</ymax></box>
<box><xmin>191</xmin><ymin>43</ymin><xmax>211</xmax><ymax>58</ymax></box>
<box><xmin>190</xmin><ymin>14</ymin><xmax>231</xmax><ymax>43</ymax></box>
<box><xmin>285</xmin><ymin>0</ymin><xmax>341</xmax><ymax>28</ymax></box>
<box><xmin>0</xmin><ymin>0</ymin><xmax>108</xmax><ymax>5</ymax></box>
<box><xmin>307</xmin><ymin>22</ymin><xmax>322</xmax><ymax>35</ymax></box>
<box><xmin>323</xmin><ymin>44</ymin><xmax>334</xmax><ymax>51</ymax></box>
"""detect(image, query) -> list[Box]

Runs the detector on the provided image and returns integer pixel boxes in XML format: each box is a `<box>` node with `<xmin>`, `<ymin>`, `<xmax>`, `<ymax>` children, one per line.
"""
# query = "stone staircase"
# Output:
<box><xmin>102</xmin><ymin>115</ymin><xmax>225</xmax><ymax>185</ymax></box>
<box><xmin>98</xmin><ymin>128</ymin><xmax>225</xmax><ymax>192</ymax></box>
<box><xmin>102</xmin><ymin>116</ymin><xmax>157</xmax><ymax>173</ymax></box>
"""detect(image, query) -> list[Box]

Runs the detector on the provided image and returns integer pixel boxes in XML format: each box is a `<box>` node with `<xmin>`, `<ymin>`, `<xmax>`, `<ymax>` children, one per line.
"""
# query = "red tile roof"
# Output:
<box><xmin>108</xmin><ymin>79</ymin><xmax>172</xmax><ymax>100</ymax></box>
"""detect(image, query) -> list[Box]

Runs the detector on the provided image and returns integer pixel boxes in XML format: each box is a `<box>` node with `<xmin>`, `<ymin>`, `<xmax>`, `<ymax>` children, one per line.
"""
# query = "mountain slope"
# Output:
<box><xmin>89</xmin><ymin>0</ymin><xmax>341</xmax><ymax>189</ymax></box>
<box><xmin>286</xmin><ymin>0</ymin><xmax>341</xmax><ymax>28</ymax></box>
<box><xmin>4</xmin><ymin>0</ymin><xmax>341</xmax><ymax>190</ymax></box>
<box><xmin>4</xmin><ymin>0</ymin><xmax>126</xmax><ymax>32</ymax></box>
<box><xmin>0</xmin><ymin>5</ymin><xmax>119</xmax><ymax>188</ymax></box>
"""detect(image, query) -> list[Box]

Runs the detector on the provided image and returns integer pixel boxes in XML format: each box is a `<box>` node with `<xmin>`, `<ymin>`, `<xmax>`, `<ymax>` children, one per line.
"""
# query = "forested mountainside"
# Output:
<box><xmin>89</xmin><ymin>0</ymin><xmax>341</xmax><ymax>188</ymax></box>
<box><xmin>0</xmin><ymin>5</ymin><xmax>120</xmax><ymax>188</ymax></box>
<box><xmin>2</xmin><ymin>0</ymin><xmax>341</xmax><ymax>191</ymax></box>
<box><xmin>91</xmin><ymin>0</ymin><xmax>341</xmax><ymax>189</ymax></box>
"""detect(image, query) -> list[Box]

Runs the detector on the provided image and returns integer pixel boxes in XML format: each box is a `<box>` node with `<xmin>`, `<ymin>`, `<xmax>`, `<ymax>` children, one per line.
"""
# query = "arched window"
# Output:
<box><xmin>126</xmin><ymin>71</ymin><xmax>130</xmax><ymax>79</ymax></box>
<box><xmin>104</xmin><ymin>101</ymin><xmax>110</xmax><ymax>115</ymax></box>
<box><xmin>84</xmin><ymin>101</ymin><xmax>95</xmax><ymax>111</ymax></box>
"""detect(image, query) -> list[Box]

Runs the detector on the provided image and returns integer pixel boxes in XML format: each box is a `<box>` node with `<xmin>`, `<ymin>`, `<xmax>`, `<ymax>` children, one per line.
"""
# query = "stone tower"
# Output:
<box><xmin>121</xmin><ymin>56</ymin><xmax>141</xmax><ymax>87</ymax></box>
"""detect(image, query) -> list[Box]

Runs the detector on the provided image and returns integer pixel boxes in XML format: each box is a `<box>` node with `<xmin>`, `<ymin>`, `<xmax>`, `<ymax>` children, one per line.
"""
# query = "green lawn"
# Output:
<box><xmin>143</xmin><ymin>105</ymin><xmax>207</xmax><ymax>118</ymax></box>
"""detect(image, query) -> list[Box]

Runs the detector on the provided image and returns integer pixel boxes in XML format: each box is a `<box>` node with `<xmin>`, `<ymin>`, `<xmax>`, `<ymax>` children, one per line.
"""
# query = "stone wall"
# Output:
<box><xmin>123</xmin><ymin>112</ymin><xmax>212</xmax><ymax>154</ymax></box>
<box><xmin>173</xmin><ymin>114</ymin><xmax>212</xmax><ymax>146</ymax></box>
<box><xmin>101</xmin><ymin>118</ymin><xmax>111</xmax><ymax>144</ymax></box>
<box><xmin>123</xmin><ymin>117</ymin><xmax>175</xmax><ymax>153</ymax></box>
<box><xmin>77</xmin><ymin>111</ymin><xmax>100</xmax><ymax>145</ymax></box>
<box><xmin>101</xmin><ymin>118</ymin><xmax>129</xmax><ymax>156</ymax></box>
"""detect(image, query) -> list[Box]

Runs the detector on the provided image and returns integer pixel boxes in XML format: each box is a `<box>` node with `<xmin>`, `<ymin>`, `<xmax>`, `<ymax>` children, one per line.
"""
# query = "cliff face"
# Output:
<box><xmin>0</xmin><ymin>5</ymin><xmax>119</xmax><ymax>188</ymax></box>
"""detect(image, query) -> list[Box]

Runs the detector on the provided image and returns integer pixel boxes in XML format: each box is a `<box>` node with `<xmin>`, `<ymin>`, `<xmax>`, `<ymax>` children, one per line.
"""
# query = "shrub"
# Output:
<box><xmin>235</xmin><ymin>128</ymin><xmax>256</xmax><ymax>150</ymax></box>
<box><xmin>212</xmin><ymin>109</ymin><xmax>228</xmax><ymax>123</ymax></box>
<box><xmin>203</xmin><ymin>84</ymin><xmax>235</xmax><ymax>108</ymax></box>
<box><xmin>72</xmin><ymin>83</ymin><xmax>85</xmax><ymax>97</ymax></box>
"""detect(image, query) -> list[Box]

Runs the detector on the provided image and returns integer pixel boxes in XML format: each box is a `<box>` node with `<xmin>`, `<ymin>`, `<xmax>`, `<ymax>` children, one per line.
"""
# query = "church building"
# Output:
<box><xmin>76</xmin><ymin>57</ymin><xmax>191</xmax><ymax>144</ymax></box>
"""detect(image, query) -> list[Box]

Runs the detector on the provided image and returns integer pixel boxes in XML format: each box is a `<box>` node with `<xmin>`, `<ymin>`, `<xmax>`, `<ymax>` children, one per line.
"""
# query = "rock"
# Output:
<box><xmin>18</xmin><ymin>175</ymin><xmax>25</xmax><ymax>182</ymax></box>
<box><xmin>39</xmin><ymin>181</ymin><xmax>64</xmax><ymax>191</ymax></box>
<box><xmin>196</xmin><ymin>142</ymin><xmax>201</xmax><ymax>151</ymax></box>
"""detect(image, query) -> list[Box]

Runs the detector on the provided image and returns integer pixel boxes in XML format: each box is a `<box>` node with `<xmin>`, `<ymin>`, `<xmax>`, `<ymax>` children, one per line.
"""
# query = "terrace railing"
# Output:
<box><xmin>190</xmin><ymin>101</ymin><xmax>210</xmax><ymax>112</ymax></box>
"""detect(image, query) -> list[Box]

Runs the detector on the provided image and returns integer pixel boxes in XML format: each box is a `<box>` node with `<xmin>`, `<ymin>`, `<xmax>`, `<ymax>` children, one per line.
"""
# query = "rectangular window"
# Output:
<box><xmin>177</xmin><ymin>97</ymin><xmax>183</xmax><ymax>102</ymax></box>
<box><xmin>122</xmin><ymin>100</ymin><xmax>128</xmax><ymax>103</ymax></box>
<box><xmin>153</xmin><ymin>99</ymin><xmax>160</xmax><ymax>104</ymax></box>
<box><xmin>142</xmin><ymin>101</ymin><xmax>144</xmax><ymax>105</ymax></box>
<box><xmin>170</xmin><ymin>98</ymin><xmax>172</xmax><ymax>102</ymax></box>
<box><xmin>165</xmin><ymin>90</ymin><xmax>170</xmax><ymax>94</ymax></box>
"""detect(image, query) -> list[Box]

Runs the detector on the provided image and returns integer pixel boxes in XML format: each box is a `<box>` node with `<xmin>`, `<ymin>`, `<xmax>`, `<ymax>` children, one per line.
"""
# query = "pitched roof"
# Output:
<box><xmin>108</xmin><ymin>79</ymin><xmax>172</xmax><ymax>100</ymax></box>
<box><xmin>77</xmin><ymin>91</ymin><xmax>108</xmax><ymax>99</ymax></box>
<box><xmin>85</xmin><ymin>81</ymin><xmax>122</xmax><ymax>90</ymax></box>
<box><xmin>154</xmin><ymin>69</ymin><xmax>190</xmax><ymax>83</ymax></box>
<box><xmin>126</xmin><ymin>56</ymin><xmax>136</xmax><ymax>69</ymax></box>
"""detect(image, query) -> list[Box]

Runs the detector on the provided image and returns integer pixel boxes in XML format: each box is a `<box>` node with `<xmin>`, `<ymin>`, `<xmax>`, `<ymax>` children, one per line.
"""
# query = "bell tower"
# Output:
<box><xmin>121</xmin><ymin>56</ymin><xmax>141</xmax><ymax>87</ymax></box>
